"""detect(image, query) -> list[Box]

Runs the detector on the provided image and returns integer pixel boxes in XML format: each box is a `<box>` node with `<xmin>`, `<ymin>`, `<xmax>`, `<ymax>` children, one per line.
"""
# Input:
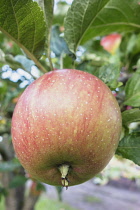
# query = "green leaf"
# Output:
<box><xmin>124</xmin><ymin>72</ymin><xmax>140</xmax><ymax>107</ymax></box>
<box><xmin>64</xmin><ymin>0</ymin><xmax>140</xmax><ymax>53</ymax></box>
<box><xmin>64</xmin><ymin>0</ymin><xmax>109</xmax><ymax>53</ymax></box>
<box><xmin>0</xmin><ymin>0</ymin><xmax>46</xmax><ymax>60</ymax></box>
<box><xmin>95</xmin><ymin>63</ymin><xmax>121</xmax><ymax>89</ymax></box>
<box><xmin>122</xmin><ymin>109</ymin><xmax>140</xmax><ymax>128</ymax></box>
<box><xmin>9</xmin><ymin>175</ymin><xmax>27</xmax><ymax>188</ymax></box>
<box><xmin>116</xmin><ymin>133</ymin><xmax>140</xmax><ymax>166</ymax></box>
<box><xmin>82</xmin><ymin>0</ymin><xmax>140</xmax><ymax>44</ymax></box>
<box><xmin>0</xmin><ymin>160</ymin><xmax>21</xmax><ymax>172</ymax></box>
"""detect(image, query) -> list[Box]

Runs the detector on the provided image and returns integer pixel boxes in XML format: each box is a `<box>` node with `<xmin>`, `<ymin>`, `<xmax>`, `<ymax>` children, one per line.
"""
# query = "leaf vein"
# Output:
<box><xmin>92</xmin><ymin>22</ymin><xmax>140</xmax><ymax>29</ymax></box>
<box><xmin>80</xmin><ymin>0</ymin><xmax>90</xmax><ymax>37</ymax></box>
<box><xmin>10</xmin><ymin>0</ymin><xmax>19</xmax><ymax>39</ymax></box>
<box><xmin>77</xmin><ymin>0</ymin><xmax>109</xmax><ymax>50</ymax></box>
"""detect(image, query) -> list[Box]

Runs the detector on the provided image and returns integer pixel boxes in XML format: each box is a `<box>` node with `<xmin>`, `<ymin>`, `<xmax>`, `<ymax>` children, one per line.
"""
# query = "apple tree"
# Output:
<box><xmin>0</xmin><ymin>0</ymin><xmax>140</xmax><ymax>209</ymax></box>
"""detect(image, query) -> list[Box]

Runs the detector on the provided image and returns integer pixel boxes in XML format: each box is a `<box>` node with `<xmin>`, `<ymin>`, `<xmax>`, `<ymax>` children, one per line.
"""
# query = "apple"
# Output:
<box><xmin>11</xmin><ymin>69</ymin><xmax>122</xmax><ymax>188</ymax></box>
<box><xmin>100</xmin><ymin>34</ymin><xmax>122</xmax><ymax>54</ymax></box>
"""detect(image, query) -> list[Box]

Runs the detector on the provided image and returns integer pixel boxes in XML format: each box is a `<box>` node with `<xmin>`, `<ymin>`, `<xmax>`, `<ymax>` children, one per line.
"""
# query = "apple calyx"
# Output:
<box><xmin>58</xmin><ymin>164</ymin><xmax>70</xmax><ymax>189</ymax></box>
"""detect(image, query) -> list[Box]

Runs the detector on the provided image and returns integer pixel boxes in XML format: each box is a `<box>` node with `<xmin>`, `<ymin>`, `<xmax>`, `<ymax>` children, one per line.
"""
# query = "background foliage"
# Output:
<box><xmin>0</xmin><ymin>0</ymin><xmax>140</xmax><ymax>209</ymax></box>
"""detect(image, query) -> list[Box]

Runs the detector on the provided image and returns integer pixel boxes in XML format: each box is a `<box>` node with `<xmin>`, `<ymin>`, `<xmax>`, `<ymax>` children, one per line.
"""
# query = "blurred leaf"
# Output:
<box><xmin>0</xmin><ymin>160</ymin><xmax>21</xmax><ymax>172</ymax></box>
<box><xmin>77</xmin><ymin>61</ymin><xmax>99</xmax><ymax>75</ymax></box>
<box><xmin>0</xmin><ymin>54</ymin><xmax>31</xmax><ymax>72</ymax></box>
<box><xmin>9</xmin><ymin>175</ymin><xmax>27</xmax><ymax>188</ymax></box>
<box><xmin>64</xmin><ymin>0</ymin><xmax>109</xmax><ymax>53</ymax></box>
<box><xmin>5</xmin><ymin>55</ymin><xmax>25</xmax><ymax>70</ymax></box>
<box><xmin>0</xmin><ymin>49</ymin><xmax>5</xmax><ymax>67</ymax></box>
<box><xmin>95</xmin><ymin>63</ymin><xmax>121</xmax><ymax>89</ymax></box>
<box><xmin>116</xmin><ymin>133</ymin><xmax>140</xmax><ymax>166</ymax></box>
<box><xmin>15</xmin><ymin>55</ymin><xmax>34</xmax><ymax>72</ymax></box>
<box><xmin>0</xmin><ymin>187</ymin><xmax>8</xmax><ymax>201</ymax></box>
<box><xmin>1</xmin><ymin>85</ymin><xmax>22</xmax><ymax>111</ymax></box>
<box><xmin>0</xmin><ymin>80</ymin><xmax>7</xmax><ymax>101</ymax></box>
<box><xmin>35</xmin><ymin>195</ymin><xmax>77</xmax><ymax>210</ymax></box>
<box><xmin>36</xmin><ymin>182</ymin><xmax>46</xmax><ymax>192</ymax></box>
<box><xmin>0</xmin><ymin>32</ymin><xmax>5</xmax><ymax>43</ymax></box>
<box><xmin>51</xmin><ymin>25</ymin><xmax>75</xmax><ymax>58</ymax></box>
<box><xmin>0</xmin><ymin>32</ymin><xmax>23</xmax><ymax>56</ymax></box>
<box><xmin>120</xmin><ymin>33</ymin><xmax>140</xmax><ymax>71</ymax></box>
<box><xmin>0</xmin><ymin>50</ymin><xmax>26</xmax><ymax>70</ymax></box>
<box><xmin>53</xmin><ymin>2</ymin><xmax>70</xmax><ymax>25</ymax></box>
<box><xmin>124</xmin><ymin>71</ymin><xmax>140</xmax><ymax>107</ymax></box>
<box><xmin>122</xmin><ymin>109</ymin><xmax>140</xmax><ymax>128</ymax></box>
<box><xmin>0</xmin><ymin>0</ymin><xmax>46</xmax><ymax>60</ymax></box>
<box><xmin>82</xmin><ymin>0</ymin><xmax>140</xmax><ymax>44</ymax></box>
<box><xmin>125</xmin><ymin>34</ymin><xmax>140</xmax><ymax>56</ymax></box>
<box><xmin>63</xmin><ymin>54</ymin><xmax>75</xmax><ymax>69</ymax></box>
<box><xmin>137</xmin><ymin>59</ymin><xmax>140</xmax><ymax>69</ymax></box>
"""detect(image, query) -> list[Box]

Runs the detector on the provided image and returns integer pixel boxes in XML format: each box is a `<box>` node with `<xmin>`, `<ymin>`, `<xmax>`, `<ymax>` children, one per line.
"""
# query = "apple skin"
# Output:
<box><xmin>100</xmin><ymin>34</ymin><xmax>122</xmax><ymax>54</ymax></box>
<box><xmin>11</xmin><ymin>69</ymin><xmax>122</xmax><ymax>187</ymax></box>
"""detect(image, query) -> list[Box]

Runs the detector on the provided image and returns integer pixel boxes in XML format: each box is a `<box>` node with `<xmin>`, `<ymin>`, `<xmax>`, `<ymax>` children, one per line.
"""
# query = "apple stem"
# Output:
<box><xmin>58</xmin><ymin>164</ymin><xmax>70</xmax><ymax>189</ymax></box>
